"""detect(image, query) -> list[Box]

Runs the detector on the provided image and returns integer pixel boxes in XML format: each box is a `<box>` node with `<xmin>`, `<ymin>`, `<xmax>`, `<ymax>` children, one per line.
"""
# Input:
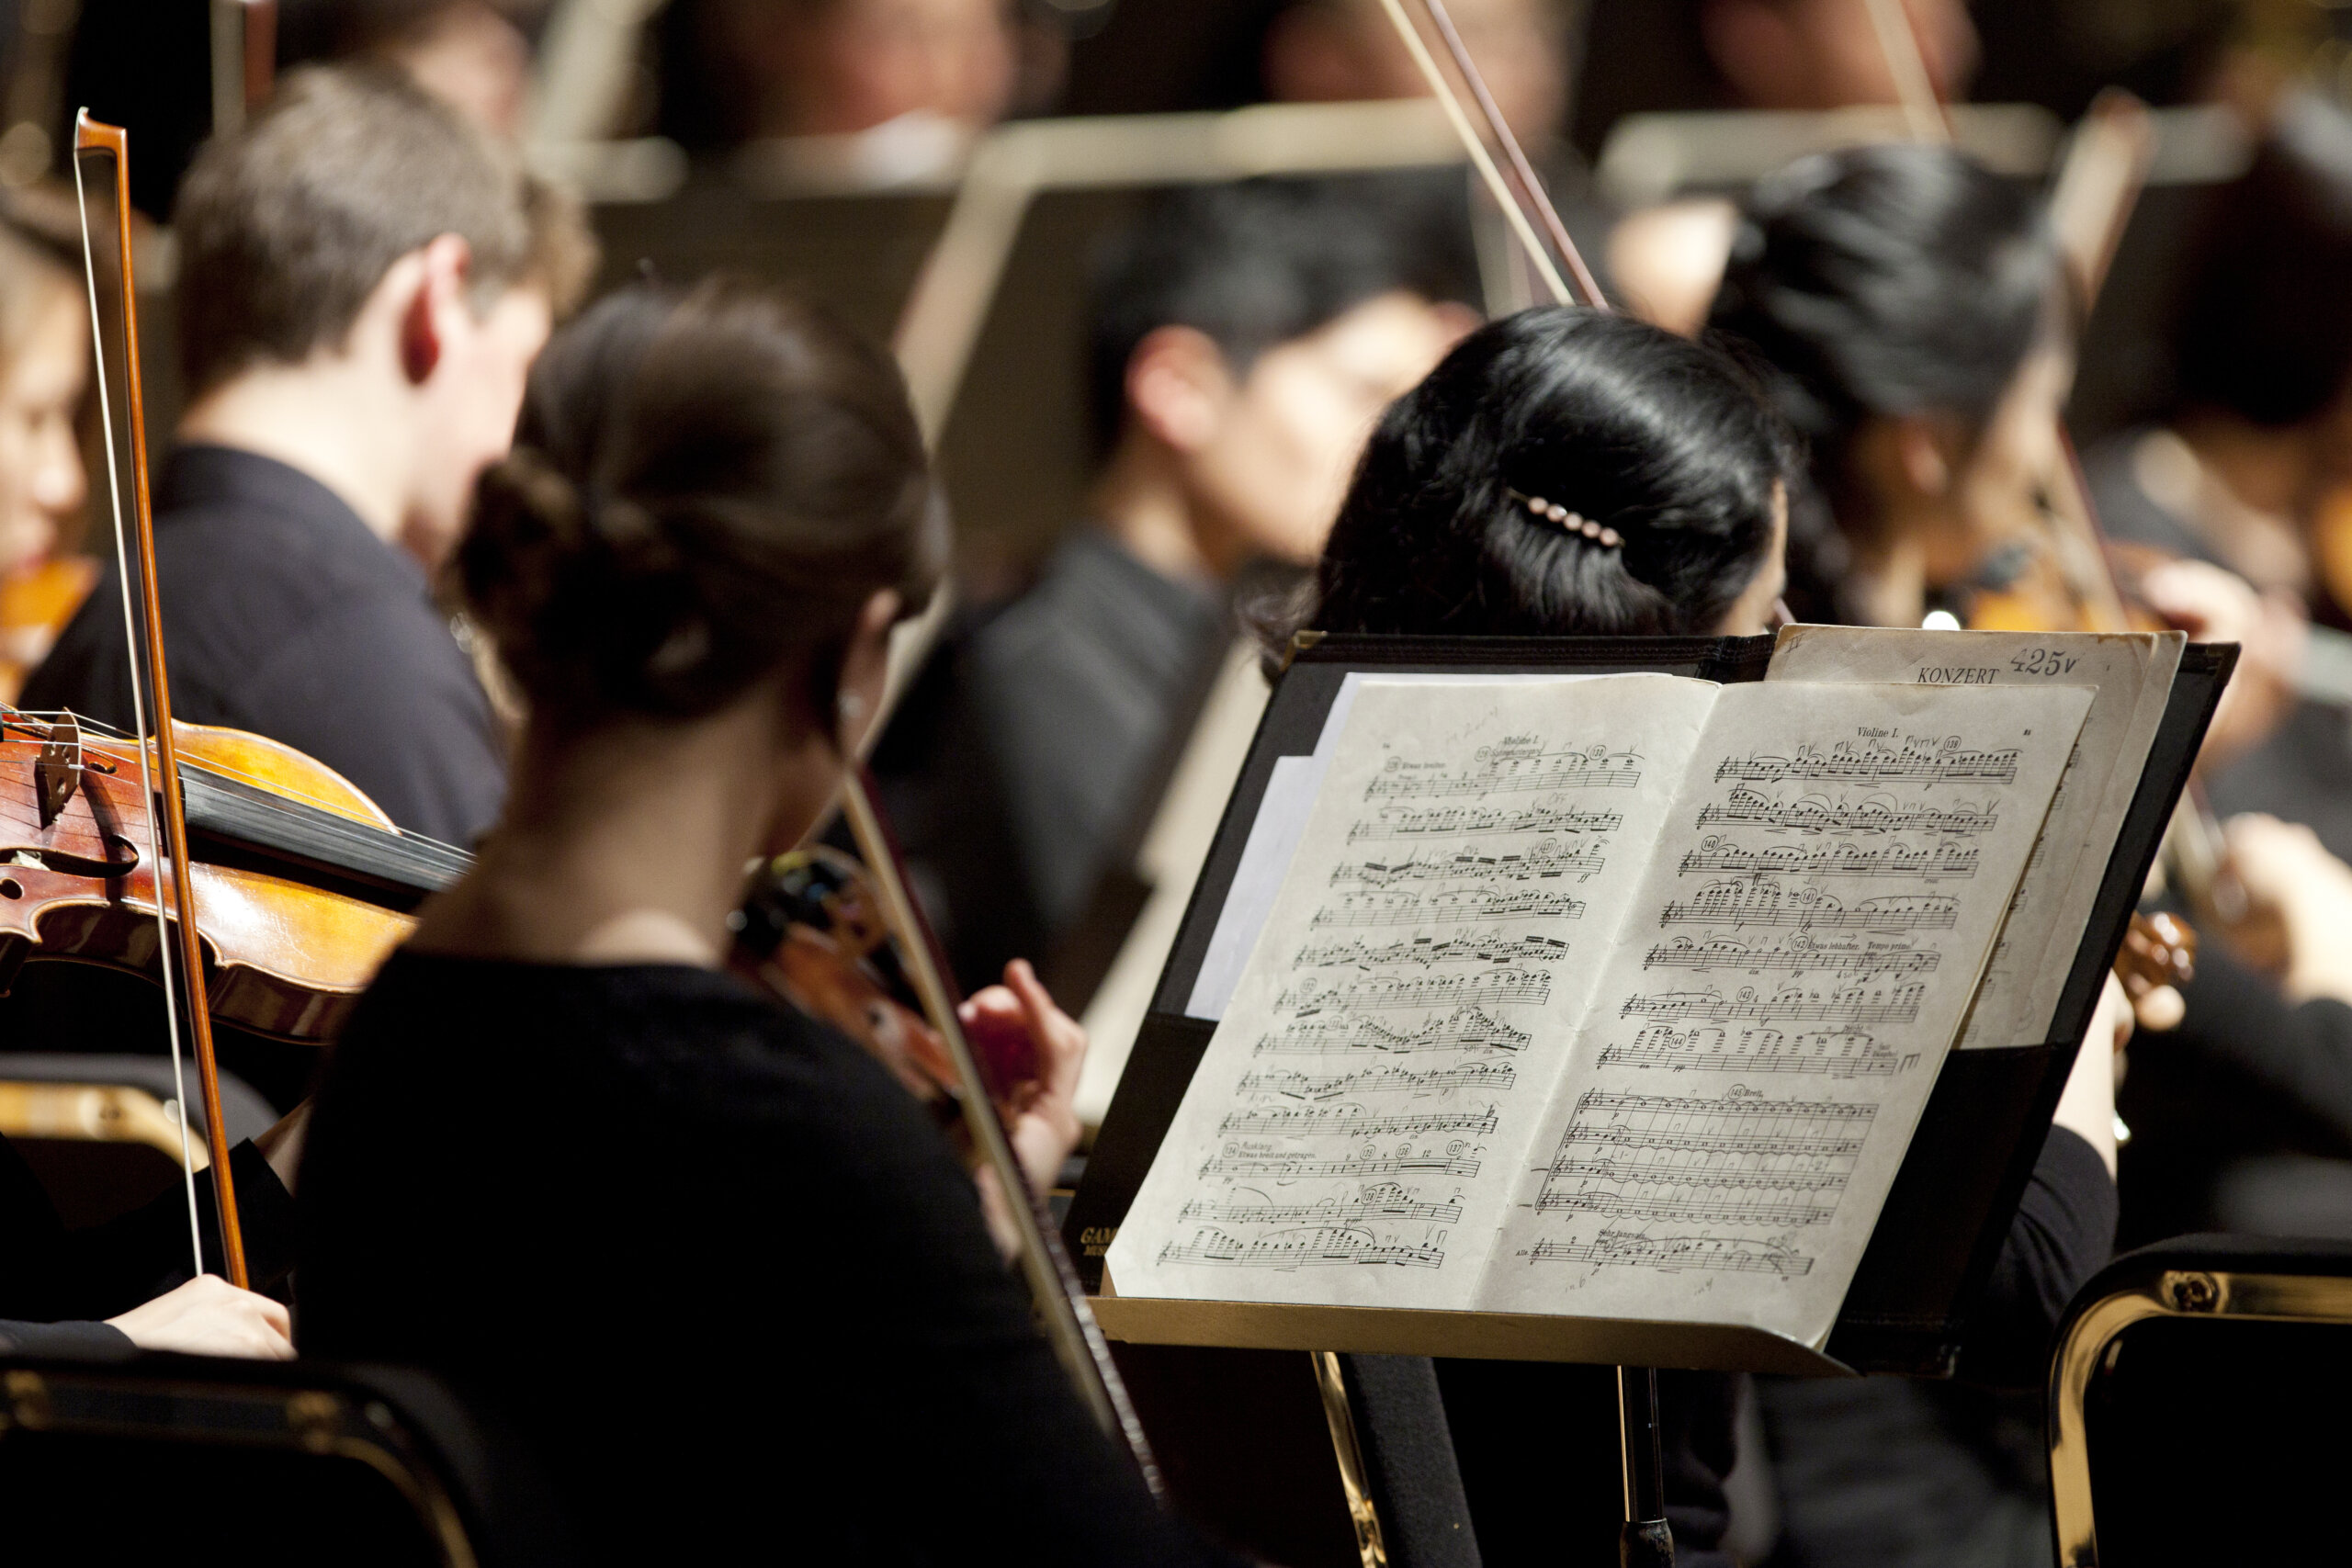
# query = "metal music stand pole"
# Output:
<box><xmin>1618</xmin><ymin>1366</ymin><xmax>1674</xmax><ymax>1567</ymax></box>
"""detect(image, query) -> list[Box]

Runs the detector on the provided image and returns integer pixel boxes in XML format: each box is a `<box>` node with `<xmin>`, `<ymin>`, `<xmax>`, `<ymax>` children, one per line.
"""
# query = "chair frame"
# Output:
<box><xmin>0</xmin><ymin>1361</ymin><xmax>478</xmax><ymax>1567</ymax></box>
<box><xmin>2048</xmin><ymin>1261</ymin><xmax>2352</xmax><ymax>1565</ymax></box>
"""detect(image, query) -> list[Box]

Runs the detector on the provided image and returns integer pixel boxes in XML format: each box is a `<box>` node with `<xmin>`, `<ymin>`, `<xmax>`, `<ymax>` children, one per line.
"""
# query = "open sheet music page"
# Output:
<box><xmin>1478</xmin><ymin>681</ymin><xmax>2092</xmax><ymax>1346</ymax></box>
<box><xmin>1106</xmin><ymin>675</ymin><xmax>1721</xmax><ymax>1309</ymax></box>
<box><xmin>1767</xmin><ymin>627</ymin><xmax>2182</xmax><ymax>1048</ymax></box>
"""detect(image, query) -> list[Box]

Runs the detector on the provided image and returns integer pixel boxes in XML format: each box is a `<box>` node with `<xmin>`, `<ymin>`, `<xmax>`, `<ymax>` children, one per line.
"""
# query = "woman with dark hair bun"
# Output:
<box><xmin>295</xmin><ymin>280</ymin><xmax>1244</xmax><ymax>1567</ymax></box>
<box><xmin>1315</xmin><ymin>306</ymin><xmax>1795</xmax><ymax>639</ymax></box>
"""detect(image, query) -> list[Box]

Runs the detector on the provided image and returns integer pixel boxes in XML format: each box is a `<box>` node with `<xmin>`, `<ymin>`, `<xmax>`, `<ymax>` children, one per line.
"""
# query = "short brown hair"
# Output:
<box><xmin>173</xmin><ymin>63</ymin><xmax>592</xmax><ymax>395</ymax></box>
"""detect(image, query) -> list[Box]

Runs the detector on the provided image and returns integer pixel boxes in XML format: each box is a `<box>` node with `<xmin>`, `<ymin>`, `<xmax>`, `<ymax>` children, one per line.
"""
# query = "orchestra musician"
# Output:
<box><xmin>293</xmin><ymin>279</ymin><xmax>1246</xmax><ymax>1565</ymax></box>
<box><xmin>888</xmin><ymin>179</ymin><xmax>1468</xmax><ymax>991</ymax></box>
<box><xmin>0</xmin><ymin>198</ymin><xmax>95</xmax><ymax>705</ymax></box>
<box><xmin>1290</xmin><ymin>302</ymin><xmax>2130</xmax><ymax>1565</ymax></box>
<box><xmin>23</xmin><ymin>64</ymin><xmax>592</xmax><ymax>852</ymax></box>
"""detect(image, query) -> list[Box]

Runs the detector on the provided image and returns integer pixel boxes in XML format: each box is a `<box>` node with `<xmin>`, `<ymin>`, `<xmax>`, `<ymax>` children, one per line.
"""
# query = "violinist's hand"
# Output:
<box><xmin>963</xmin><ymin>960</ymin><xmax>1087</xmax><ymax>1199</ymax></box>
<box><xmin>2139</xmin><ymin>558</ymin><xmax>2306</xmax><ymax>772</ymax></box>
<box><xmin>962</xmin><ymin>961</ymin><xmax>1087</xmax><ymax>1262</ymax></box>
<box><xmin>107</xmin><ymin>1275</ymin><xmax>293</xmax><ymax>1360</ymax></box>
<box><xmin>2225</xmin><ymin>814</ymin><xmax>2352</xmax><ymax>1005</ymax></box>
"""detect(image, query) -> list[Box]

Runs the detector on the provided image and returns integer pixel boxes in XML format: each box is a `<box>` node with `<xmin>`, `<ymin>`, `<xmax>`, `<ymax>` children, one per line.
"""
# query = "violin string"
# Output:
<box><xmin>1370</xmin><ymin>0</ymin><xmax>1572</xmax><ymax>307</ymax></box>
<box><xmin>72</xmin><ymin>151</ymin><xmax>204</xmax><ymax>1279</ymax></box>
<box><xmin>12</xmin><ymin>706</ymin><xmax>469</xmax><ymax>857</ymax></box>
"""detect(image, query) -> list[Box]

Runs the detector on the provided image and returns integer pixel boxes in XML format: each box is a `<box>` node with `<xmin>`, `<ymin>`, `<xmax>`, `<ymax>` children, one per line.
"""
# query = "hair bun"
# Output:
<box><xmin>462</xmin><ymin>446</ymin><xmax>697</xmax><ymax>715</ymax></box>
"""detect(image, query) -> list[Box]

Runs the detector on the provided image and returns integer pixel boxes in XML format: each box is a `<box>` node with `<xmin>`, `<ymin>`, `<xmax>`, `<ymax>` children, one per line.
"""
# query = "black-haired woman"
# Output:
<box><xmin>1706</xmin><ymin>141</ymin><xmax>2060</xmax><ymax>629</ymax></box>
<box><xmin>1303</xmin><ymin>303</ymin><xmax>2124</xmax><ymax>1568</ymax></box>
<box><xmin>294</xmin><ymin>281</ymin><xmax>1243</xmax><ymax>1566</ymax></box>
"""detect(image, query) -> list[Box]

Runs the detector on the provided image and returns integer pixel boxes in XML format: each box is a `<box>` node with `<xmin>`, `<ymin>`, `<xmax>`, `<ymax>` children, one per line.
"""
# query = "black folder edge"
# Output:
<box><xmin>1065</xmin><ymin>634</ymin><xmax>2230</xmax><ymax>1377</ymax></box>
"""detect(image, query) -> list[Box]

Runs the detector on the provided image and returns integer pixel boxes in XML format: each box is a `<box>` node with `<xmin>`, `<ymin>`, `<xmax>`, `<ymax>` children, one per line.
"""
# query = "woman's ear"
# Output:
<box><xmin>831</xmin><ymin>588</ymin><xmax>903</xmax><ymax>753</ymax></box>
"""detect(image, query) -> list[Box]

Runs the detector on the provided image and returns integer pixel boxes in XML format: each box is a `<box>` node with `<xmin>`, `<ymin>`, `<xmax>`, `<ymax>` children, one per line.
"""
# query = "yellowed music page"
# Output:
<box><xmin>1106</xmin><ymin>675</ymin><xmax>1721</xmax><ymax>1312</ymax></box>
<box><xmin>1767</xmin><ymin>627</ymin><xmax>2182</xmax><ymax>1048</ymax></box>
<box><xmin>1477</xmin><ymin>681</ymin><xmax>2091</xmax><ymax>1347</ymax></box>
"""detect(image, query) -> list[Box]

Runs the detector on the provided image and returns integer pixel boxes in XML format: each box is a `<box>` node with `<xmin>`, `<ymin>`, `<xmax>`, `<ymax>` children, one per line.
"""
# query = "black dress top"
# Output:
<box><xmin>22</xmin><ymin>445</ymin><xmax>506</xmax><ymax>848</ymax></box>
<box><xmin>297</xmin><ymin>953</ymin><xmax>1238</xmax><ymax>1567</ymax></box>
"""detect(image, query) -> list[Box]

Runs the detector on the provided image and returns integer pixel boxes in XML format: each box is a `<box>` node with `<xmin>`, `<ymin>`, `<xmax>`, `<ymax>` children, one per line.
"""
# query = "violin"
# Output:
<box><xmin>732</xmin><ymin>844</ymin><xmax>1032</xmax><ymax>1106</ymax></box>
<box><xmin>0</xmin><ymin>705</ymin><xmax>451</xmax><ymax>1039</ymax></box>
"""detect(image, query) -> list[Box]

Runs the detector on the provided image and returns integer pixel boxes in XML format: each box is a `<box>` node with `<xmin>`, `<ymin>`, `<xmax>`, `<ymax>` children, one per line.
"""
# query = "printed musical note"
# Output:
<box><xmin>1294</xmin><ymin>930</ymin><xmax>1572</xmax><ymax>971</ymax></box>
<box><xmin>1333</xmin><ymin>839</ymin><xmax>1608</xmax><ymax>887</ymax></box>
<box><xmin>1597</xmin><ymin>1025</ymin><xmax>1909</xmax><ymax>1079</ymax></box>
<box><xmin>1201</xmin><ymin>1148</ymin><xmax>1484</xmax><ymax>1179</ymax></box>
<box><xmin>1310</xmin><ymin>889</ymin><xmax>1588</xmax><ymax>929</ymax></box>
<box><xmin>1278</xmin><ymin>970</ymin><xmax>1553</xmax><ymax>1014</ymax></box>
<box><xmin>1695</xmin><ymin>786</ymin><xmax>1997</xmax><ymax>836</ymax></box>
<box><xmin>1714</xmin><ymin>736</ymin><xmax>2020</xmax><ymax>785</ymax></box>
<box><xmin>1642</xmin><ymin>937</ymin><xmax>1940</xmax><ymax>978</ymax></box>
<box><xmin>1182</xmin><ymin>1183</ymin><xmax>1466</xmax><ymax>1227</ymax></box>
<box><xmin>1524</xmin><ymin>1231</ymin><xmax>1814</xmax><ymax>1276</ymax></box>
<box><xmin>1237</xmin><ymin>1062</ymin><xmax>1520</xmax><ymax>1100</ymax></box>
<box><xmin>1158</xmin><ymin>1227</ymin><xmax>1447</xmax><ymax>1269</ymax></box>
<box><xmin>1363</xmin><ymin>738</ymin><xmax>1642</xmax><ymax>800</ymax></box>
<box><xmin>1657</xmin><ymin>881</ymin><xmax>1958</xmax><ymax>933</ymax></box>
<box><xmin>1620</xmin><ymin>983</ymin><xmax>1925</xmax><ymax>1026</ymax></box>
<box><xmin>1348</xmin><ymin>802</ymin><xmax>1622</xmax><ymax>841</ymax></box>
<box><xmin>1217</xmin><ymin>1104</ymin><xmax>1499</xmax><ymax>1137</ymax></box>
<box><xmin>1532</xmin><ymin>1087</ymin><xmax>1872</xmax><ymax>1225</ymax></box>
<box><xmin>1678</xmin><ymin>836</ymin><xmax>1978</xmax><ymax>879</ymax></box>
<box><xmin>1253</xmin><ymin>1005</ymin><xmax>1533</xmax><ymax>1056</ymax></box>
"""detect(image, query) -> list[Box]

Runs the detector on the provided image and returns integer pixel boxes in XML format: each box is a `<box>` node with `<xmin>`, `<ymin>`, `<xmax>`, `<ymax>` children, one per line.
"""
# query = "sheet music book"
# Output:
<box><xmin>1102</xmin><ymin>671</ymin><xmax>2093</xmax><ymax>1350</ymax></box>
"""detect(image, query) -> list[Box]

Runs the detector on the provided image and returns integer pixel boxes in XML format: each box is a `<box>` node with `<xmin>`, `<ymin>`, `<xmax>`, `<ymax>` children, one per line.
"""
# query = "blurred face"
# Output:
<box><xmin>1266</xmin><ymin>0</ymin><xmax>1566</xmax><ymax>144</ymax></box>
<box><xmin>762</xmin><ymin>0</ymin><xmax>1017</xmax><ymax>136</ymax></box>
<box><xmin>0</xmin><ymin>288</ymin><xmax>88</xmax><ymax>577</ymax></box>
<box><xmin>1191</xmin><ymin>291</ymin><xmax>1469</xmax><ymax>570</ymax></box>
<box><xmin>391</xmin><ymin>3</ymin><xmax>532</xmax><ymax>139</ymax></box>
<box><xmin>1702</xmin><ymin>0</ymin><xmax>1977</xmax><ymax>111</ymax></box>
<box><xmin>405</xmin><ymin>284</ymin><xmax>551</xmax><ymax>568</ymax></box>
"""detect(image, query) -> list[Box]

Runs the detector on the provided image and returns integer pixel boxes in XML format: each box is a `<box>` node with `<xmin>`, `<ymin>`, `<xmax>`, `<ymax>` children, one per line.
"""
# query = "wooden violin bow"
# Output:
<box><xmin>71</xmin><ymin>111</ymin><xmax>248</xmax><ymax>1287</ymax></box>
<box><xmin>835</xmin><ymin>763</ymin><xmax>1164</xmax><ymax>1499</ymax></box>
<box><xmin>1371</xmin><ymin>0</ymin><xmax>1605</xmax><ymax>309</ymax></box>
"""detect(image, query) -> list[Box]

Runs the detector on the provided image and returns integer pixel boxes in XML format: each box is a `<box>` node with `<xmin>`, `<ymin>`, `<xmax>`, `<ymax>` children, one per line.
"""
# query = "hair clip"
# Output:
<box><xmin>1508</xmin><ymin>490</ymin><xmax>1623</xmax><ymax>548</ymax></box>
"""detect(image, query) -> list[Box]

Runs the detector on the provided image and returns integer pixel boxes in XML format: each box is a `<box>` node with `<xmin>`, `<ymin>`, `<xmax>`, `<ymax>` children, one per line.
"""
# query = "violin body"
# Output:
<box><xmin>0</xmin><ymin>712</ymin><xmax>415</xmax><ymax>1042</ymax></box>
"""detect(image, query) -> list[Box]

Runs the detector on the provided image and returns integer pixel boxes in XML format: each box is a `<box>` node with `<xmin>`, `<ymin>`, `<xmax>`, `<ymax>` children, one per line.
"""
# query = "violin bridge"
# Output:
<box><xmin>34</xmin><ymin>711</ymin><xmax>82</xmax><ymax>829</ymax></box>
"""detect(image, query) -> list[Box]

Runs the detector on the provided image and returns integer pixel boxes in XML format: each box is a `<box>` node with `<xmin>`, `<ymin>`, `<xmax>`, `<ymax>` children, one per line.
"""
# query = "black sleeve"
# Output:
<box><xmin>2172</xmin><ymin>944</ymin><xmax>2352</xmax><ymax>1148</ymax></box>
<box><xmin>49</xmin><ymin>1142</ymin><xmax>298</xmax><ymax>1319</ymax></box>
<box><xmin>0</xmin><ymin>1319</ymin><xmax>135</xmax><ymax>1359</ymax></box>
<box><xmin>797</xmin><ymin>1069</ymin><xmax>1247</xmax><ymax>1568</ymax></box>
<box><xmin>1954</xmin><ymin>1126</ymin><xmax>2118</xmax><ymax>1387</ymax></box>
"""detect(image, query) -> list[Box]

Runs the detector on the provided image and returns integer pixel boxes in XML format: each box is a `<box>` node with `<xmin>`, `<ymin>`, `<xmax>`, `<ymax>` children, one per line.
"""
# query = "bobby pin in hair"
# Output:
<box><xmin>1507</xmin><ymin>490</ymin><xmax>1623</xmax><ymax>548</ymax></box>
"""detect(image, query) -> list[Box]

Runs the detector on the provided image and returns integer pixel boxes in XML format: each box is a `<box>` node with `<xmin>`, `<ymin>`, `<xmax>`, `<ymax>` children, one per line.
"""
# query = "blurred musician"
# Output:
<box><xmin>1298</xmin><ymin>301</ymin><xmax>2126</xmax><ymax>1567</ymax></box>
<box><xmin>889</xmin><ymin>180</ymin><xmax>1467</xmax><ymax>991</ymax></box>
<box><xmin>1706</xmin><ymin>141</ymin><xmax>2054</xmax><ymax>629</ymax></box>
<box><xmin>2086</xmin><ymin>91</ymin><xmax>2352</xmax><ymax>857</ymax></box>
<box><xmin>24</xmin><ymin>65</ymin><xmax>592</xmax><ymax>850</ymax></box>
<box><xmin>1261</xmin><ymin>0</ymin><xmax>1569</xmax><ymax>146</ymax></box>
<box><xmin>296</xmin><ymin>280</ymin><xmax>1247</xmax><ymax>1567</ymax></box>
<box><xmin>277</xmin><ymin>0</ymin><xmax>543</xmax><ymax>137</ymax></box>
<box><xmin>656</xmin><ymin>0</ymin><xmax>1034</xmax><ymax>165</ymax></box>
<box><xmin>0</xmin><ymin>197</ymin><xmax>95</xmax><ymax>705</ymax></box>
<box><xmin>1696</xmin><ymin>0</ymin><xmax>1975</xmax><ymax>114</ymax></box>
